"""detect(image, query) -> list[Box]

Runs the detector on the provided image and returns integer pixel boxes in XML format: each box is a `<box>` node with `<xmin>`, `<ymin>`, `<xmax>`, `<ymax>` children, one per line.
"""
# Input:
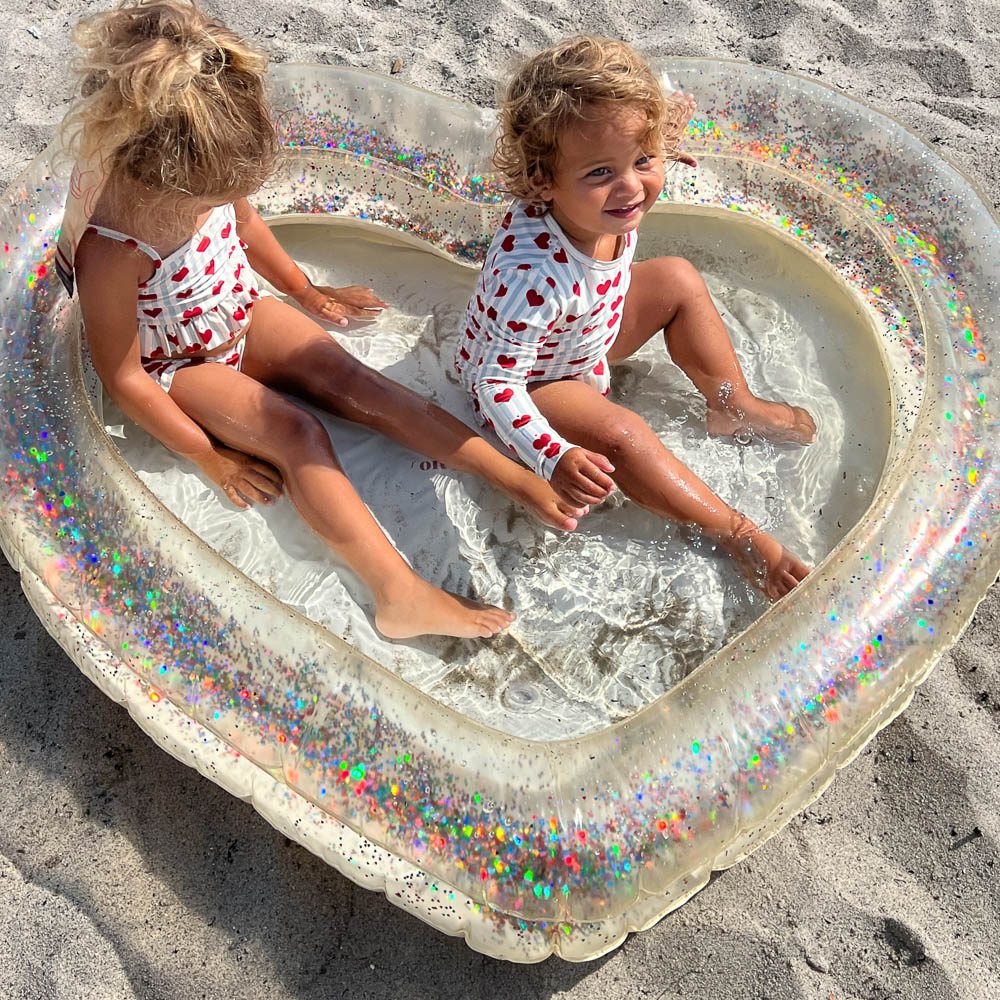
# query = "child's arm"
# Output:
<box><xmin>233</xmin><ymin>198</ymin><xmax>387</xmax><ymax>326</ymax></box>
<box><xmin>75</xmin><ymin>237</ymin><xmax>282</xmax><ymax>508</ymax></box>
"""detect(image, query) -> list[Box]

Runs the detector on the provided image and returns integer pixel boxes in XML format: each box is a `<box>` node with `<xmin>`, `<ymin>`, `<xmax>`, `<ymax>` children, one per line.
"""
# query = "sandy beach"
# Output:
<box><xmin>1</xmin><ymin>0</ymin><xmax>998</xmax><ymax>997</ymax></box>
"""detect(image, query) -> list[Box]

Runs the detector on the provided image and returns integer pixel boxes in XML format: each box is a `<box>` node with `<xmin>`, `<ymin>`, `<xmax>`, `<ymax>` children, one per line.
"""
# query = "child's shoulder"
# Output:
<box><xmin>487</xmin><ymin>201</ymin><xmax>573</xmax><ymax>278</ymax></box>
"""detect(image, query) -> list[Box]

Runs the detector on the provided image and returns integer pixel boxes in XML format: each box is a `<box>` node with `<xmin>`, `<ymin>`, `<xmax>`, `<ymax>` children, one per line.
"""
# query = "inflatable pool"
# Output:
<box><xmin>0</xmin><ymin>61</ymin><xmax>996</xmax><ymax>962</ymax></box>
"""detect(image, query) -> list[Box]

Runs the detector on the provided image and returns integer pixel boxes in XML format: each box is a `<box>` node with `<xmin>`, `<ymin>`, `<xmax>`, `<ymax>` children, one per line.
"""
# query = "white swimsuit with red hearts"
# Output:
<box><xmin>454</xmin><ymin>200</ymin><xmax>634</xmax><ymax>480</ymax></box>
<box><xmin>83</xmin><ymin>203</ymin><xmax>265</xmax><ymax>390</ymax></box>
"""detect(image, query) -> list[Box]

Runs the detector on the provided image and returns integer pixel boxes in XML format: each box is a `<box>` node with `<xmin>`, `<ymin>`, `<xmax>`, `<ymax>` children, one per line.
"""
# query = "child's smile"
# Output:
<box><xmin>535</xmin><ymin>105</ymin><xmax>665</xmax><ymax>260</ymax></box>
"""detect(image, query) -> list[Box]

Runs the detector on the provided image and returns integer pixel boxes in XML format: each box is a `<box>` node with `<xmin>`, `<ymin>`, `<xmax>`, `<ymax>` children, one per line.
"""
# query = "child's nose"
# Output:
<box><xmin>617</xmin><ymin>169</ymin><xmax>645</xmax><ymax>199</ymax></box>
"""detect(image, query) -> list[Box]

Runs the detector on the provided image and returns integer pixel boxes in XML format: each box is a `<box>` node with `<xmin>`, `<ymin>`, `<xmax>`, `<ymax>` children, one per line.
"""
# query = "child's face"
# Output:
<box><xmin>534</xmin><ymin>104</ymin><xmax>664</xmax><ymax>252</ymax></box>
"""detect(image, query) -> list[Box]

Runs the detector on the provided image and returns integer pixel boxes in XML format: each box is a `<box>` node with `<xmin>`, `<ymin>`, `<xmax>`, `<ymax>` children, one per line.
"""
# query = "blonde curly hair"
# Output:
<box><xmin>63</xmin><ymin>0</ymin><xmax>276</xmax><ymax>203</ymax></box>
<box><xmin>494</xmin><ymin>36</ymin><xmax>690</xmax><ymax>201</ymax></box>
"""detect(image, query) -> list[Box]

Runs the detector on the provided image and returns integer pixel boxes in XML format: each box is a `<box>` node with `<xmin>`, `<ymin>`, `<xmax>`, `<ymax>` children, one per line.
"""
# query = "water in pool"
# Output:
<box><xmin>105</xmin><ymin>209</ymin><xmax>890</xmax><ymax>740</ymax></box>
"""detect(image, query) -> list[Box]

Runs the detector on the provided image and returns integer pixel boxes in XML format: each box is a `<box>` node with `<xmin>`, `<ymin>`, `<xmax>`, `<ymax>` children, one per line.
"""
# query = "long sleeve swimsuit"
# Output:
<box><xmin>454</xmin><ymin>200</ymin><xmax>635</xmax><ymax>480</ymax></box>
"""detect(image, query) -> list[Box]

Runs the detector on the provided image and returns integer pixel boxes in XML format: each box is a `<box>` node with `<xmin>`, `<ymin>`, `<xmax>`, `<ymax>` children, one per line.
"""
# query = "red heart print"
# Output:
<box><xmin>544</xmin><ymin>442</ymin><xmax>561</xmax><ymax>459</ymax></box>
<box><xmin>487</xmin><ymin>306</ymin><xmax>498</xmax><ymax>321</ymax></box>
<box><xmin>512</xmin><ymin>415</ymin><xmax>532</xmax><ymax>428</ymax></box>
<box><xmin>526</xmin><ymin>289</ymin><xmax>545</xmax><ymax>307</ymax></box>
<box><xmin>138</xmin><ymin>293</ymin><xmax>157</xmax><ymax>301</ymax></box>
<box><xmin>176</xmin><ymin>288</ymin><xmax>194</xmax><ymax>300</ymax></box>
<box><xmin>497</xmin><ymin>355</ymin><xmax>517</xmax><ymax>369</ymax></box>
<box><xmin>212</xmin><ymin>280</ymin><xmax>224</xmax><ymax>295</ymax></box>
<box><xmin>496</xmin><ymin>283</ymin><xmax>508</xmax><ymax>297</ymax></box>
<box><xmin>232</xmin><ymin>283</ymin><xmax>244</xmax><ymax>294</ymax></box>
<box><xmin>234</xmin><ymin>263</ymin><xmax>243</xmax><ymax>279</ymax></box>
<box><xmin>569</xmin><ymin>357</ymin><xmax>588</xmax><ymax>365</ymax></box>
<box><xmin>166</xmin><ymin>334</ymin><xmax>179</xmax><ymax>345</ymax></box>
<box><xmin>220</xmin><ymin>222</ymin><xmax>232</xmax><ymax>240</ymax></box>
<box><xmin>143</xmin><ymin>307</ymin><xmax>162</xmax><ymax>318</ymax></box>
<box><xmin>184</xmin><ymin>344</ymin><xmax>201</xmax><ymax>354</ymax></box>
<box><xmin>465</xmin><ymin>328</ymin><xmax>475</xmax><ymax>340</ymax></box>
<box><xmin>501</xmin><ymin>212</ymin><xmax>513</xmax><ymax>229</ymax></box>
<box><xmin>566</xmin><ymin>314</ymin><xmax>578</xmax><ymax>323</ymax></box>
<box><xmin>182</xmin><ymin>306</ymin><xmax>203</xmax><ymax>319</ymax></box>
<box><xmin>593</xmin><ymin>360</ymin><xmax>605</xmax><ymax>376</ymax></box>
<box><xmin>171</xmin><ymin>267</ymin><xmax>189</xmax><ymax>282</ymax></box>
<box><xmin>605</xmin><ymin>334</ymin><xmax>616</xmax><ymax>345</ymax></box>
<box><xmin>572</xmin><ymin>282</ymin><xmax>581</xmax><ymax>295</ymax></box>
<box><xmin>477</xmin><ymin>295</ymin><xmax>485</xmax><ymax>312</ymax></box>
<box><xmin>471</xmin><ymin>315</ymin><xmax>481</xmax><ymax>330</ymax></box>
<box><xmin>507</xmin><ymin>320</ymin><xmax>527</xmax><ymax>333</ymax></box>
<box><xmin>460</xmin><ymin>347</ymin><xmax>471</xmax><ymax>361</ymax></box>
<box><xmin>610</xmin><ymin>296</ymin><xmax>623</xmax><ymax>310</ymax></box>
<box><xmin>196</xmin><ymin>236</ymin><xmax>211</xmax><ymax>253</ymax></box>
<box><xmin>493</xmin><ymin>387</ymin><xmax>514</xmax><ymax>403</ymax></box>
<box><xmin>554</xmin><ymin>249</ymin><xmax>568</xmax><ymax>264</ymax></box>
<box><xmin>612</xmin><ymin>271</ymin><xmax>622</xmax><ymax>287</ymax></box>
<box><xmin>232</xmin><ymin>306</ymin><xmax>246</xmax><ymax>322</ymax></box>
<box><xmin>545</xmin><ymin>276</ymin><xmax>556</xmax><ymax>289</ymax></box>
<box><xmin>534</xmin><ymin>233</ymin><xmax>550</xmax><ymax>250</ymax></box>
<box><xmin>148</xmin><ymin>346</ymin><xmax>165</xmax><ymax>359</ymax></box>
<box><xmin>205</xmin><ymin>260</ymin><xmax>215</xmax><ymax>276</ymax></box>
<box><xmin>527</xmin><ymin>369</ymin><xmax>547</xmax><ymax>378</ymax></box>
<box><xmin>199</xmin><ymin>329</ymin><xmax>213</xmax><ymax>344</ymax></box>
<box><xmin>516</xmin><ymin>263</ymin><xmax>531</xmax><ymax>271</ymax></box>
<box><xmin>538</xmin><ymin>353</ymin><xmax>554</xmax><ymax>361</ymax></box>
<box><xmin>607</xmin><ymin>313</ymin><xmax>620</xmax><ymax>327</ymax></box>
<box><xmin>501</xmin><ymin>234</ymin><xmax>516</xmax><ymax>252</ymax></box>
<box><xmin>596</xmin><ymin>279</ymin><xmax>611</xmax><ymax>295</ymax></box>
<box><xmin>591</xmin><ymin>303</ymin><xmax>605</xmax><ymax>316</ymax></box>
<box><xmin>226</xmin><ymin>352</ymin><xmax>241</xmax><ymax>366</ymax></box>
<box><xmin>532</xmin><ymin>434</ymin><xmax>551</xmax><ymax>450</ymax></box>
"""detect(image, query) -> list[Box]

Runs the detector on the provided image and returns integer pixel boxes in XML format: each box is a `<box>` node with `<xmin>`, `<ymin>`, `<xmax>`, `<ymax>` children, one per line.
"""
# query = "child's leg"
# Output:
<box><xmin>167</xmin><ymin>363</ymin><xmax>514</xmax><ymax>640</ymax></box>
<box><xmin>241</xmin><ymin>298</ymin><xmax>585</xmax><ymax>530</ymax></box>
<box><xmin>528</xmin><ymin>379</ymin><xmax>809</xmax><ymax>599</ymax></box>
<box><xmin>609</xmin><ymin>257</ymin><xmax>816</xmax><ymax>445</ymax></box>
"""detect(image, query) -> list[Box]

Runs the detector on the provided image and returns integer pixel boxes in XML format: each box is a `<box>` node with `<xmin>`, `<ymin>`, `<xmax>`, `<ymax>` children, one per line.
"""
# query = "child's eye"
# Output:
<box><xmin>636</xmin><ymin>155</ymin><xmax>654</xmax><ymax>167</ymax></box>
<box><xmin>586</xmin><ymin>166</ymin><xmax>612</xmax><ymax>178</ymax></box>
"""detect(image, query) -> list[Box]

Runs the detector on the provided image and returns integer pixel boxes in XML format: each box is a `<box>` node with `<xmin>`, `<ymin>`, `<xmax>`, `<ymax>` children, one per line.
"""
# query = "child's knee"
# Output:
<box><xmin>591</xmin><ymin>409</ymin><xmax>652</xmax><ymax>463</ymax></box>
<box><xmin>658</xmin><ymin>256</ymin><xmax>706</xmax><ymax>299</ymax></box>
<box><xmin>274</xmin><ymin>400</ymin><xmax>330</xmax><ymax>453</ymax></box>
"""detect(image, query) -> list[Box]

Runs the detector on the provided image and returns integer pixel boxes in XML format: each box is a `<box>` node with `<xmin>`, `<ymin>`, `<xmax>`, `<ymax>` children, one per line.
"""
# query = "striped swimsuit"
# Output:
<box><xmin>454</xmin><ymin>200</ymin><xmax>635</xmax><ymax>480</ymax></box>
<box><xmin>82</xmin><ymin>203</ymin><xmax>266</xmax><ymax>391</ymax></box>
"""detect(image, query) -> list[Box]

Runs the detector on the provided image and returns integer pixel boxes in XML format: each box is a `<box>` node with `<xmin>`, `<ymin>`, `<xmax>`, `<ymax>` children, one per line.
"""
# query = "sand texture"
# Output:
<box><xmin>1</xmin><ymin>0</ymin><xmax>998</xmax><ymax>996</ymax></box>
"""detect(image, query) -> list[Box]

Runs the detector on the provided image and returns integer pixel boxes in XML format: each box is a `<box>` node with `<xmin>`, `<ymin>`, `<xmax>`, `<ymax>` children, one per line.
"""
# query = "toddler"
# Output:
<box><xmin>60</xmin><ymin>0</ymin><xmax>587</xmax><ymax>640</ymax></box>
<box><xmin>455</xmin><ymin>37</ymin><xmax>815</xmax><ymax>599</ymax></box>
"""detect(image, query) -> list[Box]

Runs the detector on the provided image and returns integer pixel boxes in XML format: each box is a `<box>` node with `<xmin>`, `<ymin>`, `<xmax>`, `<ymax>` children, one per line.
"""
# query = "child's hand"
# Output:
<box><xmin>669</xmin><ymin>90</ymin><xmax>698</xmax><ymax>170</ymax></box>
<box><xmin>194</xmin><ymin>444</ymin><xmax>284</xmax><ymax>510</ymax></box>
<box><xmin>291</xmin><ymin>280</ymin><xmax>388</xmax><ymax>327</ymax></box>
<box><xmin>550</xmin><ymin>447</ymin><xmax>617</xmax><ymax>506</ymax></box>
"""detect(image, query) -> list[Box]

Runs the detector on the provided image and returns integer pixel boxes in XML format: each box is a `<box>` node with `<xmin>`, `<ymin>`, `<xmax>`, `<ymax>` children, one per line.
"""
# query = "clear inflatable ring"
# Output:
<box><xmin>0</xmin><ymin>61</ymin><xmax>996</xmax><ymax>962</ymax></box>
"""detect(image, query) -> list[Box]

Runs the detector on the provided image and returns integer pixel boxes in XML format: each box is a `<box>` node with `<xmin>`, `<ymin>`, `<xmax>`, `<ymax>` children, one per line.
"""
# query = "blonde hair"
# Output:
<box><xmin>64</xmin><ymin>0</ymin><xmax>277</xmax><ymax>202</ymax></box>
<box><xmin>494</xmin><ymin>36</ymin><xmax>690</xmax><ymax>200</ymax></box>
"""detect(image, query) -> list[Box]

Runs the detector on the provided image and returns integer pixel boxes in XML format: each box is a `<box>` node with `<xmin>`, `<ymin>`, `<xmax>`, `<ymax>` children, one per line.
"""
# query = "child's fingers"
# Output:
<box><xmin>223</xmin><ymin>484</ymin><xmax>250</xmax><ymax>510</ymax></box>
<box><xmin>581</xmin><ymin>458</ymin><xmax>616</xmax><ymax>494</ymax></box>
<box><xmin>566</xmin><ymin>477</ymin><xmax>610</xmax><ymax>506</ymax></box>
<box><xmin>584</xmin><ymin>450</ymin><xmax>615</xmax><ymax>474</ymax></box>
<box><xmin>248</xmin><ymin>459</ymin><xmax>283</xmax><ymax>492</ymax></box>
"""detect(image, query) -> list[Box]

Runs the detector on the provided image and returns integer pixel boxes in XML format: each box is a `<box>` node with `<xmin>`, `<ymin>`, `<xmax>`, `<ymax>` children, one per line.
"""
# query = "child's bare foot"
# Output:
<box><xmin>707</xmin><ymin>394</ymin><xmax>816</xmax><ymax>445</ymax></box>
<box><xmin>503</xmin><ymin>467</ymin><xmax>589</xmax><ymax>531</ymax></box>
<box><xmin>374</xmin><ymin>577</ymin><xmax>515</xmax><ymax>640</ymax></box>
<box><xmin>715</xmin><ymin>512</ymin><xmax>810</xmax><ymax>600</ymax></box>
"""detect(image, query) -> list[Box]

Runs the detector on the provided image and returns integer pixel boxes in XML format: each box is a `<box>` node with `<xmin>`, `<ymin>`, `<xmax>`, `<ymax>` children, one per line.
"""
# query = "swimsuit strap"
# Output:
<box><xmin>84</xmin><ymin>224</ymin><xmax>163</xmax><ymax>264</ymax></box>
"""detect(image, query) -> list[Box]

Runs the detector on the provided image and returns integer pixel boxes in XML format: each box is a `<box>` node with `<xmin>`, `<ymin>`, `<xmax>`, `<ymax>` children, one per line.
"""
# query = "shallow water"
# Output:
<box><xmin>107</xmin><ymin>211</ymin><xmax>889</xmax><ymax>740</ymax></box>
